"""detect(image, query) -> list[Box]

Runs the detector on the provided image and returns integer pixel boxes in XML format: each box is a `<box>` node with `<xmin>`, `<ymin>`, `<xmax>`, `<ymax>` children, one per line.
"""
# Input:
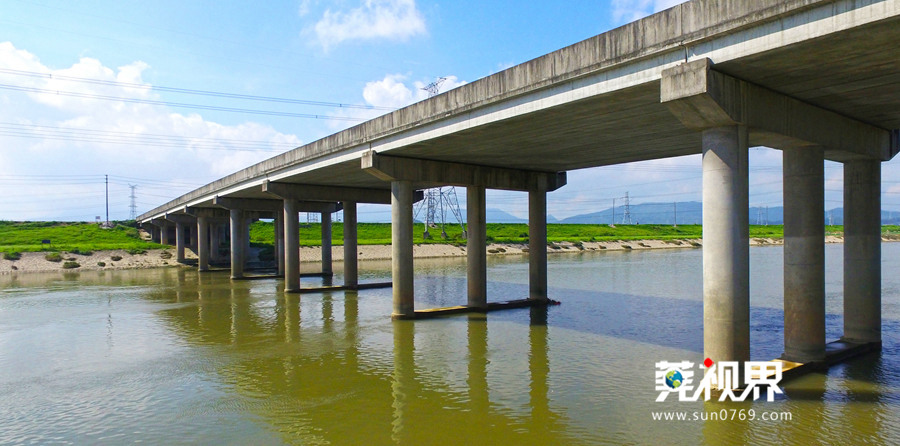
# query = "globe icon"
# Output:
<box><xmin>665</xmin><ymin>370</ymin><xmax>684</xmax><ymax>389</ymax></box>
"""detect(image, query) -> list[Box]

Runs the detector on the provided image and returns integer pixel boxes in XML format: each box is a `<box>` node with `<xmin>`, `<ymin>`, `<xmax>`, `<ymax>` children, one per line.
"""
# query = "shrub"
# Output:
<box><xmin>126</xmin><ymin>248</ymin><xmax>146</xmax><ymax>255</ymax></box>
<box><xmin>2</xmin><ymin>252</ymin><xmax>21</xmax><ymax>261</ymax></box>
<box><xmin>45</xmin><ymin>252</ymin><xmax>62</xmax><ymax>262</ymax></box>
<box><xmin>622</xmin><ymin>245</ymin><xmax>633</xmax><ymax>250</ymax></box>
<box><xmin>257</xmin><ymin>246</ymin><xmax>275</xmax><ymax>262</ymax></box>
<box><xmin>111</xmin><ymin>255</ymin><xmax>123</xmax><ymax>261</ymax></box>
<box><xmin>70</xmin><ymin>249</ymin><xmax>93</xmax><ymax>256</ymax></box>
<box><xmin>97</xmin><ymin>262</ymin><xmax>106</xmax><ymax>267</ymax></box>
<box><xmin>160</xmin><ymin>251</ymin><xmax>173</xmax><ymax>259</ymax></box>
<box><xmin>62</xmin><ymin>261</ymin><xmax>80</xmax><ymax>269</ymax></box>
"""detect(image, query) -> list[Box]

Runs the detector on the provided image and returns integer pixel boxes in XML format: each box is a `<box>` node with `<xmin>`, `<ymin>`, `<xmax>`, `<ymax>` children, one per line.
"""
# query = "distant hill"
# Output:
<box><xmin>559</xmin><ymin>202</ymin><xmax>900</xmax><ymax>225</ymax></box>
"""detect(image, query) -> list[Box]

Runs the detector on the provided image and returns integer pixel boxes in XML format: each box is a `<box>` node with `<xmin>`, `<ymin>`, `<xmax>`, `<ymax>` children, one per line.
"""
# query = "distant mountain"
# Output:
<box><xmin>557</xmin><ymin>202</ymin><xmax>900</xmax><ymax>225</ymax></box>
<box><xmin>560</xmin><ymin>201</ymin><xmax>703</xmax><ymax>225</ymax></box>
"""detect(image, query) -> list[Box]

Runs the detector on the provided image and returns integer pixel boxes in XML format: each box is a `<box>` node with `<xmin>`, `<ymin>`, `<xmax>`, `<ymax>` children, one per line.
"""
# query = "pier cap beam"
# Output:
<box><xmin>362</xmin><ymin>151</ymin><xmax>566</xmax><ymax>192</ymax></box>
<box><xmin>263</xmin><ymin>181</ymin><xmax>397</xmax><ymax>205</ymax></box>
<box><xmin>185</xmin><ymin>207</ymin><xmax>230</xmax><ymax>219</ymax></box>
<box><xmin>661</xmin><ymin>58</ymin><xmax>898</xmax><ymax>162</ymax></box>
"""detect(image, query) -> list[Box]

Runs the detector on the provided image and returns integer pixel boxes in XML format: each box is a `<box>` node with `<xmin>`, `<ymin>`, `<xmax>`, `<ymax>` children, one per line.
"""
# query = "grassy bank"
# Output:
<box><xmin>4</xmin><ymin>221</ymin><xmax>899</xmax><ymax>258</ymax></box>
<box><xmin>0</xmin><ymin>221</ymin><xmax>163</xmax><ymax>254</ymax></box>
<box><xmin>249</xmin><ymin>222</ymin><xmax>847</xmax><ymax>246</ymax></box>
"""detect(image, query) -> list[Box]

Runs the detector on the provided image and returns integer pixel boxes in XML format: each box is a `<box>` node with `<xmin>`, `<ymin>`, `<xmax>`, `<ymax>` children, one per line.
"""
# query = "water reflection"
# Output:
<box><xmin>2</xmin><ymin>245</ymin><xmax>899</xmax><ymax>444</ymax></box>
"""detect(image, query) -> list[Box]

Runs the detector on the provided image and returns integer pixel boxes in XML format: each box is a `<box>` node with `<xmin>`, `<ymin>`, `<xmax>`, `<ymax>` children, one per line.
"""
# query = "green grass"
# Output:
<box><xmin>1</xmin><ymin>221</ymin><xmax>894</xmax><ymax>254</ymax></box>
<box><xmin>0</xmin><ymin>221</ymin><xmax>164</xmax><ymax>253</ymax></box>
<box><xmin>246</xmin><ymin>221</ymin><xmax>803</xmax><ymax>247</ymax></box>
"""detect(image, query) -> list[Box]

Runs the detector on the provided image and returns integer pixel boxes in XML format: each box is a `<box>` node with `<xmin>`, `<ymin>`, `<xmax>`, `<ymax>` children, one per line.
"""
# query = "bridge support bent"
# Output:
<box><xmin>284</xmin><ymin>199</ymin><xmax>300</xmax><ymax>292</ymax></box>
<box><xmin>392</xmin><ymin>180</ymin><xmax>415</xmax><ymax>318</ymax></box>
<box><xmin>468</xmin><ymin>186</ymin><xmax>487</xmax><ymax>308</ymax></box>
<box><xmin>197</xmin><ymin>216</ymin><xmax>209</xmax><ymax>271</ymax></box>
<box><xmin>702</xmin><ymin>126</ymin><xmax>750</xmax><ymax>366</ymax></box>
<box><xmin>321</xmin><ymin>211</ymin><xmax>333</xmax><ymax>276</ymax></box>
<box><xmin>782</xmin><ymin>146</ymin><xmax>826</xmax><ymax>362</ymax></box>
<box><xmin>529</xmin><ymin>187</ymin><xmax>548</xmax><ymax>301</ymax></box>
<box><xmin>229</xmin><ymin>209</ymin><xmax>245</xmax><ymax>279</ymax></box>
<box><xmin>843</xmin><ymin>160</ymin><xmax>881</xmax><ymax>344</ymax></box>
<box><xmin>343</xmin><ymin>201</ymin><xmax>358</xmax><ymax>288</ymax></box>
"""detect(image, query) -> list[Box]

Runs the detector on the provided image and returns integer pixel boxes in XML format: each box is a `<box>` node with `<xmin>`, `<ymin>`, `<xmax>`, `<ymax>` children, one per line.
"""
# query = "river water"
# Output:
<box><xmin>1</xmin><ymin>244</ymin><xmax>898</xmax><ymax>445</ymax></box>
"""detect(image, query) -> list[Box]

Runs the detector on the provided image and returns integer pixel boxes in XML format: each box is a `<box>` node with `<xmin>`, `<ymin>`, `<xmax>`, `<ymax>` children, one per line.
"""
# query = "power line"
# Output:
<box><xmin>0</xmin><ymin>67</ymin><xmax>397</xmax><ymax>111</ymax></box>
<box><xmin>0</xmin><ymin>83</ymin><xmax>367</xmax><ymax>121</ymax></box>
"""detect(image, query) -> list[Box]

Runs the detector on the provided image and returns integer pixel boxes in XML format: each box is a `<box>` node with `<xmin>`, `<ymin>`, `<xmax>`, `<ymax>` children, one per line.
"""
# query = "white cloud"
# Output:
<box><xmin>0</xmin><ymin>42</ymin><xmax>301</xmax><ymax>220</ymax></box>
<box><xmin>323</xmin><ymin>73</ymin><xmax>466</xmax><ymax>131</ymax></box>
<box><xmin>611</xmin><ymin>0</ymin><xmax>687</xmax><ymax>23</ymax></box>
<box><xmin>312</xmin><ymin>0</ymin><xmax>426</xmax><ymax>51</ymax></box>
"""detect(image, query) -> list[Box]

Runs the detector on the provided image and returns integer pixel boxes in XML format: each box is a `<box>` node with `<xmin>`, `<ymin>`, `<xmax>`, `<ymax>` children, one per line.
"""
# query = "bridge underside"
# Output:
<box><xmin>139</xmin><ymin>0</ymin><xmax>900</xmax><ymax>387</ymax></box>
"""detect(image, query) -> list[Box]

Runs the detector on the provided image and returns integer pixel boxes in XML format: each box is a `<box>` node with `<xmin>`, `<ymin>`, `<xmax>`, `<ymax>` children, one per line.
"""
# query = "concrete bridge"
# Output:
<box><xmin>139</xmin><ymin>0</ymin><xmax>900</xmax><ymax>370</ymax></box>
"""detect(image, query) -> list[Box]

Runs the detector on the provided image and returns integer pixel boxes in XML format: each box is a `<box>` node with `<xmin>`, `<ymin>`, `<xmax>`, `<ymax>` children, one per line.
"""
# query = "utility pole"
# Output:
<box><xmin>105</xmin><ymin>174</ymin><xmax>109</xmax><ymax>226</ymax></box>
<box><xmin>673</xmin><ymin>201</ymin><xmax>677</xmax><ymax>228</ymax></box>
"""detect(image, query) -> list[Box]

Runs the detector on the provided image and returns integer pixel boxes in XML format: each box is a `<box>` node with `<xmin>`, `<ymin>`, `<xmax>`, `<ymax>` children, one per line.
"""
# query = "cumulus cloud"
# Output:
<box><xmin>312</xmin><ymin>0</ymin><xmax>426</xmax><ymax>51</ymax></box>
<box><xmin>611</xmin><ymin>0</ymin><xmax>687</xmax><ymax>23</ymax></box>
<box><xmin>0</xmin><ymin>41</ymin><xmax>301</xmax><ymax>220</ymax></box>
<box><xmin>324</xmin><ymin>73</ymin><xmax>466</xmax><ymax>131</ymax></box>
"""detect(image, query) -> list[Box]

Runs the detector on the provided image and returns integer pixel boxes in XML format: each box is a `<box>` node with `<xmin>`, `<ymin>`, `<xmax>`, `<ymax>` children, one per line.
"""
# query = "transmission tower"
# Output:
<box><xmin>414</xmin><ymin>187</ymin><xmax>466</xmax><ymax>239</ymax></box>
<box><xmin>412</xmin><ymin>77</ymin><xmax>466</xmax><ymax>240</ymax></box>
<box><xmin>421</xmin><ymin>77</ymin><xmax>447</xmax><ymax>97</ymax></box>
<box><xmin>129</xmin><ymin>184</ymin><xmax>138</xmax><ymax>220</ymax></box>
<box><xmin>621</xmin><ymin>191</ymin><xmax>633</xmax><ymax>225</ymax></box>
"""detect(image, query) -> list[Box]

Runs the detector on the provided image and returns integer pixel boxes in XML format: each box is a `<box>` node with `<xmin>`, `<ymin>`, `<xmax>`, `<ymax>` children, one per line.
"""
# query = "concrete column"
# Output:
<box><xmin>528</xmin><ymin>187</ymin><xmax>548</xmax><ymax>301</ymax></box>
<box><xmin>175</xmin><ymin>221</ymin><xmax>186</xmax><ymax>262</ymax></box>
<box><xmin>229</xmin><ymin>209</ymin><xmax>245</xmax><ymax>279</ymax></box>
<box><xmin>189</xmin><ymin>225</ymin><xmax>197</xmax><ymax>251</ymax></box>
<box><xmin>392</xmin><ymin>181</ymin><xmax>415</xmax><ymax>318</ymax></box>
<box><xmin>284</xmin><ymin>199</ymin><xmax>300</xmax><ymax>292</ymax></box>
<box><xmin>211</xmin><ymin>223</ymin><xmax>222</xmax><ymax>263</ymax></box>
<box><xmin>343</xmin><ymin>201</ymin><xmax>358</xmax><ymax>288</ymax></box>
<box><xmin>467</xmin><ymin>186</ymin><xmax>487</xmax><ymax>308</ymax></box>
<box><xmin>161</xmin><ymin>223</ymin><xmax>171</xmax><ymax>245</ymax></box>
<box><xmin>275</xmin><ymin>213</ymin><xmax>285</xmax><ymax>276</ymax></box>
<box><xmin>702</xmin><ymin>125</ymin><xmax>750</xmax><ymax>365</ymax></box>
<box><xmin>151</xmin><ymin>226</ymin><xmax>161</xmax><ymax>243</ymax></box>
<box><xmin>321</xmin><ymin>212</ymin><xmax>333</xmax><ymax>275</ymax></box>
<box><xmin>198</xmin><ymin>216</ymin><xmax>210</xmax><ymax>272</ymax></box>
<box><xmin>782</xmin><ymin>146</ymin><xmax>825</xmax><ymax>362</ymax></box>
<box><xmin>843</xmin><ymin>160</ymin><xmax>881</xmax><ymax>344</ymax></box>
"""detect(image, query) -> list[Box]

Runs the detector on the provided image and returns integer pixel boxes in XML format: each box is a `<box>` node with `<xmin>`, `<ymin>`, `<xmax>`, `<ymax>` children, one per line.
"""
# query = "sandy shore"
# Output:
<box><xmin>0</xmin><ymin>235</ymin><xmax>849</xmax><ymax>275</ymax></box>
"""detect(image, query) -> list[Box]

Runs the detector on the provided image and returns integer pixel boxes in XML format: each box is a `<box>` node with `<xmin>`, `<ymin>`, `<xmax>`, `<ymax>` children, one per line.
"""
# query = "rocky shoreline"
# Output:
<box><xmin>0</xmin><ymin>235</ymin><xmax>850</xmax><ymax>275</ymax></box>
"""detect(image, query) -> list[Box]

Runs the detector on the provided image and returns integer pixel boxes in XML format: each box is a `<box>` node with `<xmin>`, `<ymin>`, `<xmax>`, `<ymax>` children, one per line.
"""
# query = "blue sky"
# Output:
<box><xmin>0</xmin><ymin>0</ymin><xmax>895</xmax><ymax>222</ymax></box>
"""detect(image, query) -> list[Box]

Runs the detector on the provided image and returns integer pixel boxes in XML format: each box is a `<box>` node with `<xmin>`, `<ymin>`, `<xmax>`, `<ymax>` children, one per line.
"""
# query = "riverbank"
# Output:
<box><xmin>0</xmin><ymin>235</ymin><xmax>855</xmax><ymax>274</ymax></box>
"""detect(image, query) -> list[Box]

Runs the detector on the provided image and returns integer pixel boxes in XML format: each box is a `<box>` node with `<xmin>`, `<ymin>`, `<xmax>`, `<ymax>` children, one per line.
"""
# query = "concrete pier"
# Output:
<box><xmin>843</xmin><ymin>160</ymin><xmax>882</xmax><ymax>344</ymax></box>
<box><xmin>528</xmin><ymin>187</ymin><xmax>548</xmax><ymax>301</ymax></box>
<box><xmin>467</xmin><ymin>186</ymin><xmax>487</xmax><ymax>308</ymax></box>
<box><xmin>321</xmin><ymin>211</ymin><xmax>333</xmax><ymax>276</ymax></box>
<box><xmin>197</xmin><ymin>216</ymin><xmax>210</xmax><ymax>271</ymax></box>
<box><xmin>702</xmin><ymin>125</ymin><xmax>750</xmax><ymax>365</ymax></box>
<box><xmin>175</xmin><ymin>222</ymin><xmax>186</xmax><ymax>262</ymax></box>
<box><xmin>343</xmin><ymin>201</ymin><xmax>358</xmax><ymax>288</ymax></box>
<box><xmin>782</xmin><ymin>146</ymin><xmax>825</xmax><ymax>362</ymax></box>
<box><xmin>392</xmin><ymin>180</ymin><xmax>415</xmax><ymax>318</ymax></box>
<box><xmin>229</xmin><ymin>209</ymin><xmax>245</xmax><ymax>279</ymax></box>
<box><xmin>160</xmin><ymin>222</ymin><xmax>171</xmax><ymax>245</ymax></box>
<box><xmin>284</xmin><ymin>199</ymin><xmax>300</xmax><ymax>293</ymax></box>
<box><xmin>275</xmin><ymin>213</ymin><xmax>284</xmax><ymax>276</ymax></box>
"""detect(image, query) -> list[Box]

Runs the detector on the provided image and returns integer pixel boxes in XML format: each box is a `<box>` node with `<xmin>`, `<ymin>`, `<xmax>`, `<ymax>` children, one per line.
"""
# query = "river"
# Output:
<box><xmin>1</xmin><ymin>244</ymin><xmax>898</xmax><ymax>445</ymax></box>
